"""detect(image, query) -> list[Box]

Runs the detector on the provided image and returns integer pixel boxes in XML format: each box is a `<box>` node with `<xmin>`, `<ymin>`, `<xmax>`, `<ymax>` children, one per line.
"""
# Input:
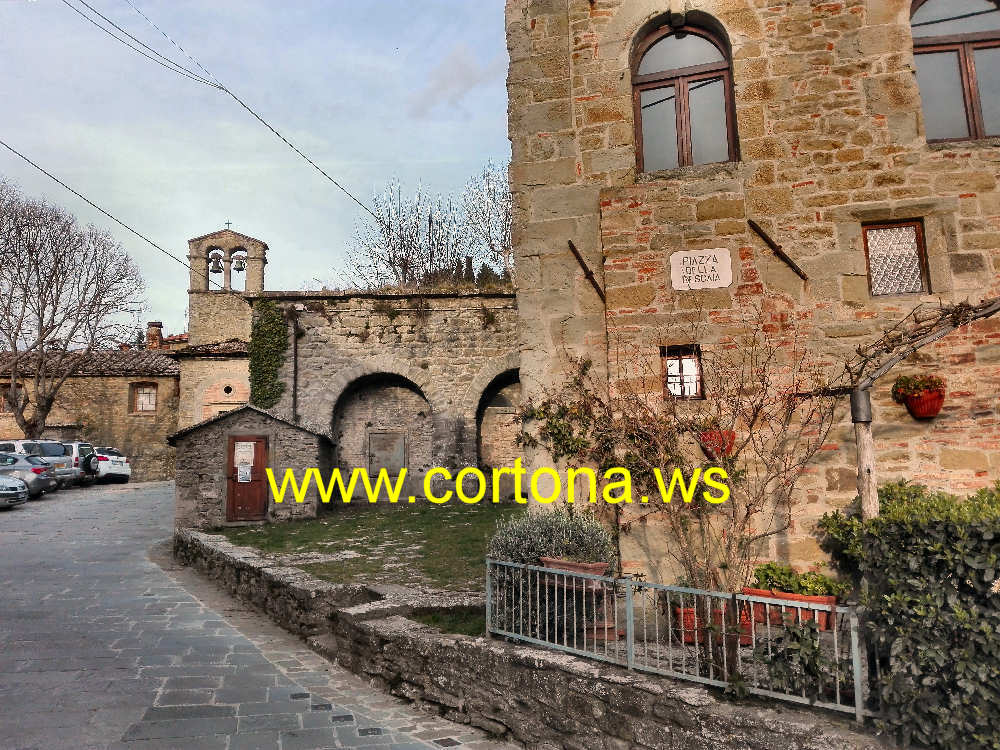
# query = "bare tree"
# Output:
<box><xmin>0</xmin><ymin>181</ymin><xmax>145</xmax><ymax>437</ymax></box>
<box><xmin>343</xmin><ymin>162</ymin><xmax>513</xmax><ymax>290</ymax></box>
<box><xmin>462</xmin><ymin>160</ymin><xmax>513</xmax><ymax>279</ymax></box>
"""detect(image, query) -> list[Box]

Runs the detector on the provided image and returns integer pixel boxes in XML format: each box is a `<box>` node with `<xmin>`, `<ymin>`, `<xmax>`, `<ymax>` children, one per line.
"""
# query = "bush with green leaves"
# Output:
<box><xmin>821</xmin><ymin>480</ymin><xmax>1000</xmax><ymax>748</ymax></box>
<box><xmin>487</xmin><ymin>509</ymin><xmax>615</xmax><ymax>566</ymax></box>
<box><xmin>248</xmin><ymin>300</ymin><xmax>288</xmax><ymax>409</ymax></box>
<box><xmin>751</xmin><ymin>562</ymin><xmax>849</xmax><ymax>598</ymax></box>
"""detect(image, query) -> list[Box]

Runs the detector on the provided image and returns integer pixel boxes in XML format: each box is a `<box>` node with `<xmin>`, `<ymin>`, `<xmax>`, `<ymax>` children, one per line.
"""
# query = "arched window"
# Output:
<box><xmin>632</xmin><ymin>22</ymin><xmax>737</xmax><ymax>172</ymax></box>
<box><xmin>911</xmin><ymin>0</ymin><xmax>1000</xmax><ymax>141</ymax></box>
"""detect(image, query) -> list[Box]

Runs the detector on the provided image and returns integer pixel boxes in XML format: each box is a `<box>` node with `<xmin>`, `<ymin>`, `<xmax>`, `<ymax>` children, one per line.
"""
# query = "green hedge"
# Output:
<box><xmin>248</xmin><ymin>300</ymin><xmax>288</xmax><ymax>409</ymax></box>
<box><xmin>822</xmin><ymin>482</ymin><xmax>1000</xmax><ymax>748</ymax></box>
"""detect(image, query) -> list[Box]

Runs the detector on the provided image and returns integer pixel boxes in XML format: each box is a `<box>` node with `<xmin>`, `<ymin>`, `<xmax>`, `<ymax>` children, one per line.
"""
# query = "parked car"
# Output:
<box><xmin>16</xmin><ymin>440</ymin><xmax>75</xmax><ymax>487</ymax></box>
<box><xmin>0</xmin><ymin>452</ymin><xmax>59</xmax><ymax>498</ymax></box>
<box><xmin>95</xmin><ymin>447</ymin><xmax>131</xmax><ymax>483</ymax></box>
<box><xmin>61</xmin><ymin>442</ymin><xmax>99</xmax><ymax>484</ymax></box>
<box><xmin>0</xmin><ymin>473</ymin><xmax>29</xmax><ymax>508</ymax></box>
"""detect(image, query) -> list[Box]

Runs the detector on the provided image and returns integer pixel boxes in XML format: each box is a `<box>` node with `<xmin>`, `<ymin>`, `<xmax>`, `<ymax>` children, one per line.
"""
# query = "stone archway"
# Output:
<box><xmin>329</xmin><ymin>363</ymin><xmax>434</xmax><ymax>498</ymax></box>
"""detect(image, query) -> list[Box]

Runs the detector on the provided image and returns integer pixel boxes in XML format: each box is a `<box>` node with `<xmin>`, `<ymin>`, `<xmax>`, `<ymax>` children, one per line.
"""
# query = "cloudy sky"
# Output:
<box><xmin>0</xmin><ymin>0</ymin><xmax>510</xmax><ymax>335</ymax></box>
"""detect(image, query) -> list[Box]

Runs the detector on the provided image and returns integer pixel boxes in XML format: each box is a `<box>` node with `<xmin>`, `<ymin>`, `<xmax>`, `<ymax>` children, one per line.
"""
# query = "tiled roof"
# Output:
<box><xmin>171</xmin><ymin>338</ymin><xmax>248</xmax><ymax>358</ymax></box>
<box><xmin>0</xmin><ymin>349</ymin><xmax>179</xmax><ymax>377</ymax></box>
<box><xmin>163</xmin><ymin>333</ymin><xmax>189</xmax><ymax>343</ymax></box>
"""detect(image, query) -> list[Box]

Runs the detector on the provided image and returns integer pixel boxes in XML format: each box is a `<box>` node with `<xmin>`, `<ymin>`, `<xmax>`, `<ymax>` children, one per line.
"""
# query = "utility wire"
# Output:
<box><xmin>121</xmin><ymin>0</ymin><xmax>384</xmax><ymax>226</ymax></box>
<box><xmin>60</xmin><ymin>0</ymin><xmax>220</xmax><ymax>88</ymax></box>
<box><xmin>0</xmin><ymin>138</ymin><xmax>228</xmax><ymax>293</ymax></box>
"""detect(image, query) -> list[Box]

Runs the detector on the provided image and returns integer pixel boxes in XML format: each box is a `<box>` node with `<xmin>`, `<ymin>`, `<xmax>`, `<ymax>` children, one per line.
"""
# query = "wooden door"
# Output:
<box><xmin>227</xmin><ymin>435</ymin><xmax>268</xmax><ymax>522</ymax></box>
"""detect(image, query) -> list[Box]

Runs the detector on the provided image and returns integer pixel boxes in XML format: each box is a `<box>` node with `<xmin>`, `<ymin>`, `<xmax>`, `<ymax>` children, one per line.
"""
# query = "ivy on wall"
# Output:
<box><xmin>248</xmin><ymin>300</ymin><xmax>288</xmax><ymax>409</ymax></box>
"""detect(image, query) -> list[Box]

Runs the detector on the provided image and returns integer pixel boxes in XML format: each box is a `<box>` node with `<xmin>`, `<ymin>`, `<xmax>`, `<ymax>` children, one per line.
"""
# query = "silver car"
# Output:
<box><xmin>0</xmin><ymin>452</ymin><xmax>58</xmax><ymax>498</ymax></box>
<box><xmin>0</xmin><ymin>474</ymin><xmax>28</xmax><ymax>508</ymax></box>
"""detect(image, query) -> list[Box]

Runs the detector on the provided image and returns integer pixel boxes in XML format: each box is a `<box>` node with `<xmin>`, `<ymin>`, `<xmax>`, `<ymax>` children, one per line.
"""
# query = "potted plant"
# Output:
<box><xmin>489</xmin><ymin>510</ymin><xmax>619</xmax><ymax>640</ymax></box>
<box><xmin>695</xmin><ymin>418</ymin><xmax>737</xmax><ymax>460</ymax></box>
<box><xmin>742</xmin><ymin>563</ymin><xmax>849</xmax><ymax>631</ymax></box>
<box><xmin>667</xmin><ymin>579</ymin><xmax>753</xmax><ymax>646</ymax></box>
<box><xmin>891</xmin><ymin>374</ymin><xmax>946</xmax><ymax>419</ymax></box>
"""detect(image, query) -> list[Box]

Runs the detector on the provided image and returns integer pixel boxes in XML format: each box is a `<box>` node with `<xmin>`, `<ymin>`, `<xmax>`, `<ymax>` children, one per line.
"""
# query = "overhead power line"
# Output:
<box><xmin>912</xmin><ymin>8</ymin><xmax>1000</xmax><ymax>28</ymax></box>
<box><xmin>0</xmin><ymin>138</ymin><xmax>227</xmax><ymax>293</ymax></box>
<box><xmin>120</xmin><ymin>0</ymin><xmax>383</xmax><ymax>226</ymax></box>
<box><xmin>60</xmin><ymin>0</ymin><xmax>220</xmax><ymax>88</ymax></box>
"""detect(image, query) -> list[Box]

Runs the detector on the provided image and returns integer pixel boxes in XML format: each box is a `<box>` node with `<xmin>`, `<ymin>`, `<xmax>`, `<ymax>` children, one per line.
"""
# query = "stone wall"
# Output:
<box><xmin>0</xmin><ymin>374</ymin><xmax>179</xmax><ymax>481</ymax></box>
<box><xmin>506</xmin><ymin>0</ymin><xmax>1000</xmax><ymax>574</ymax></box>
<box><xmin>173</xmin><ymin>528</ymin><xmax>891</xmax><ymax>750</ymax></box>
<box><xmin>251</xmin><ymin>292</ymin><xmax>520</xmax><ymax>484</ymax></box>
<box><xmin>188</xmin><ymin>291</ymin><xmax>253</xmax><ymax>347</ymax></box>
<box><xmin>177</xmin><ymin>357</ymin><xmax>250</xmax><ymax>428</ymax></box>
<box><xmin>172</xmin><ymin>408</ymin><xmax>333</xmax><ymax>529</ymax></box>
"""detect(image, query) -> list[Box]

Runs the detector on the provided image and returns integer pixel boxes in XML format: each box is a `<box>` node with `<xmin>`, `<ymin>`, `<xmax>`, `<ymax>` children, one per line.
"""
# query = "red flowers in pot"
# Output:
<box><xmin>698</xmin><ymin>429</ymin><xmax>736</xmax><ymax>460</ymax></box>
<box><xmin>891</xmin><ymin>374</ymin><xmax>945</xmax><ymax>419</ymax></box>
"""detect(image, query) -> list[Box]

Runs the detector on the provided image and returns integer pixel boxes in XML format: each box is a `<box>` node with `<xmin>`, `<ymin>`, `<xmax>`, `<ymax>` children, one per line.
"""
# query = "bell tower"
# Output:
<box><xmin>175</xmin><ymin>226</ymin><xmax>266</xmax><ymax>428</ymax></box>
<box><xmin>185</xmin><ymin>227</ymin><xmax>267</xmax><ymax>346</ymax></box>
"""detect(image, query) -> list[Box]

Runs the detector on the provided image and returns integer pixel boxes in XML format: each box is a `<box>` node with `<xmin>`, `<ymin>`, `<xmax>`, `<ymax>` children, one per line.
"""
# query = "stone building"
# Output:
<box><xmin>169</xmin><ymin>405</ymin><xmax>333</xmax><ymax>529</ymax></box>
<box><xmin>506</xmin><ymin>0</ymin><xmax>1000</xmax><ymax>575</ymax></box>
<box><xmin>172</xmin><ymin>228</ymin><xmax>261</xmax><ymax>428</ymax></box>
<box><xmin>0</xmin><ymin>347</ymin><xmax>180</xmax><ymax>481</ymax></box>
<box><xmin>250</xmin><ymin>291</ymin><xmax>520</xmax><ymax>501</ymax></box>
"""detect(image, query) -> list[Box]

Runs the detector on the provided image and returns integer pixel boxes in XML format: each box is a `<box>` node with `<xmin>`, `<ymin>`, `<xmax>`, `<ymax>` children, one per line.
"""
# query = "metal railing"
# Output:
<box><xmin>486</xmin><ymin>559</ymin><xmax>871</xmax><ymax>723</ymax></box>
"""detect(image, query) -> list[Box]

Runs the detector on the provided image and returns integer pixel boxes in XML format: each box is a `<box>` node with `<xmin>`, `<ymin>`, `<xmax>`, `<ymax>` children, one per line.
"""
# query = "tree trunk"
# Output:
<box><xmin>855</xmin><ymin>421</ymin><xmax>878</xmax><ymax>520</ymax></box>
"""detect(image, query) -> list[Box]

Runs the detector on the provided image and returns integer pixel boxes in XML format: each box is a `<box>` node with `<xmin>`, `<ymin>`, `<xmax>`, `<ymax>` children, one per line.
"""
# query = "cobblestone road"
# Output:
<box><xmin>0</xmin><ymin>482</ymin><xmax>512</xmax><ymax>750</ymax></box>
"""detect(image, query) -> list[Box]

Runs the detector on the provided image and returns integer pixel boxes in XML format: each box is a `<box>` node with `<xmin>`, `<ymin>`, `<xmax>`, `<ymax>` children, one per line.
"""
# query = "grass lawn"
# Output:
<box><xmin>217</xmin><ymin>501</ymin><xmax>524</xmax><ymax>591</ymax></box>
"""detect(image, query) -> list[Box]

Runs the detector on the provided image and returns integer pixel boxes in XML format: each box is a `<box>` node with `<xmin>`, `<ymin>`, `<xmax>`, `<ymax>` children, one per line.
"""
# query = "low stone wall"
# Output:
<box><xmin>173</xmin><ymin>529</ymin><xmax>893</xmax><ymax>750</ymax></box>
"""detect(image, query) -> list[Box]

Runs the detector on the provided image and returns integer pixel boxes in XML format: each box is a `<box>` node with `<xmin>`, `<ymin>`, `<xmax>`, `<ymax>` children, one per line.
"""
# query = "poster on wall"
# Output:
<box><xmin>670</xmin><ymin>249</ymin><xmax>733</xmax><ymax>291</ymax></box>
<box><xmin>234</xmin><ymin>441</ymin><xmax>254</xmax><ymax>483</ymax></box>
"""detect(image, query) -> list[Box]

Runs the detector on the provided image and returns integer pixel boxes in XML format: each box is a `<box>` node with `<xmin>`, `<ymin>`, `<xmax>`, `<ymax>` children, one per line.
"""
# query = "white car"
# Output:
<box><xmin>95</xmin><ymin>447</ymin><xmax>131</xmax><ymax>483</ymax></box>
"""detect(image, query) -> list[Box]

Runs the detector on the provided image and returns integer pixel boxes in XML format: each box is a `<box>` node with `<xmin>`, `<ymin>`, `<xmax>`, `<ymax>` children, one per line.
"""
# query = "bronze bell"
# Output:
<box><xmin>209</xmin><ymin>256</ymin><xmax>224</xmax><ymax>274</ymax></box>
<box><xmin>233</xmin><ymin>257</ymin><xmax>246</xmax><ymax>272</ymax></box>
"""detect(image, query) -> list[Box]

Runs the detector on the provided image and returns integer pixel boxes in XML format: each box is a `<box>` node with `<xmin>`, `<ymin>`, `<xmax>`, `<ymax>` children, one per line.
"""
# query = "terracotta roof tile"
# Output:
<box><xmin>0</xmin><ymin>349</ymin><xmax>179</xmax><ymax>377</ymax></box>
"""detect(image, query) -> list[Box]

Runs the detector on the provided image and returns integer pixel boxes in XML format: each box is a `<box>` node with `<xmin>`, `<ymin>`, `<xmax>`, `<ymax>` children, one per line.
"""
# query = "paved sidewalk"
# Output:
<box><xmin>0</xmin><ymin>481</ymin><xmax>513</xmax><ymax>750</ymax></box>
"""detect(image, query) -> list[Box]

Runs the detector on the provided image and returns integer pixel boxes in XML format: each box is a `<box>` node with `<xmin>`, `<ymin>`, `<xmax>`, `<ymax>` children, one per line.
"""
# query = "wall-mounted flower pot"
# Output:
<box><xmin>904</xmin><ymin>389</ymin><xmax>945</xmax><ymax>419</ymax></box>
<box><xmin>698</xmin><ymin>429</ymin><xmax>736</xmax><ymax>460</ymax></box>
<box><xmin>742</xmin><ymin>587</ymin><xmax>837</xmax><ymax>631</ymax></box>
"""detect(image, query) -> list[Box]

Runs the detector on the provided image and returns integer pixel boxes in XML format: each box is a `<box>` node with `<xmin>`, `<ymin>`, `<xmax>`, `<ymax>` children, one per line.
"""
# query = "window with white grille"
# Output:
<box><xmin>661</xmin><ymin>345</ymin><xmax>703</xmax><ymax>399</ymax></box>
<box><xmin>133</xmin><ymin>384</ymin><xmax>157</xmax><ymax>413</ymax></box>
<box><xmin>863</xmin><ymin>221</ymin><xmax>929</xmax><ymax>297</ymax></box>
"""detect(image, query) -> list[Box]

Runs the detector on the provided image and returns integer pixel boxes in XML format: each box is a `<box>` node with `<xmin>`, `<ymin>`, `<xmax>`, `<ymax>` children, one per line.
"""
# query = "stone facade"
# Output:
<box><xmin>506</xmin><ymin>0</ymin><xmax>1000</xmax><ymax>574</ymax></box>
<box><xmin>169</xmin><ymin>406</ymin><xmax>333</xmax><ymax>529</ymax></box>
<box><xmin>253</xmin><ymin>291</ymin><xmax>521</xmax><ymax>492</ymax></box>
<box><xmin>0</xmin><ymin>350</ymin><xmax>180</xmax><ymax>481</ymax></box>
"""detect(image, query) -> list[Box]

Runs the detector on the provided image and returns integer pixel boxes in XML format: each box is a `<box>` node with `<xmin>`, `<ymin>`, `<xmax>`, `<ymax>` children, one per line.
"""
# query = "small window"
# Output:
<box><xmin>633</xmin><ymin>22</ymin><xmax>737</xmax><ymax>171</ymax></box>
<box><xmin>911</xmin><ymin>0</ymin><xmax>1000</xmax><ymax>141</ymax></box>
<box><xmin>863</xmin><ymin>221</ymin><xmax>930</xmax><ymax>296</ymax></box>
<box><xmin>661</xmin><ymin>345</ymin><xmax>704</xmax><ymax>399</ymax></box>
<box><xmin>131</xmin><ymin>383</ymin><xmax>157</xmax><ymax>413</ymax></box>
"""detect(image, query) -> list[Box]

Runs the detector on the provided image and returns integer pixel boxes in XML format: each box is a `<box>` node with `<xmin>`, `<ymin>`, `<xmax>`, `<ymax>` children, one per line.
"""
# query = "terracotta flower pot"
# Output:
<box><xmin>672</xmin><ymin>605</ymin><xmax>752</xmax><ymax>646</ymax></box>
<box><xmin>742</xmin><ymin>587</ymin><xmax>837</xmax><ymax>631</ymax></box>
<box><xmin>538</xmin><ymin>557</ymin><xmax>609</xmax><ymax>577</ymax></box>
<box><xmin>699</xmin><ymin>429</ymin><xmax>736</xmax><ymax>460</ymax></box>
<box><xmin>904</xmin><ymin>389</ymin><xmax>945</xmax><ymax>419</ymax></box>
<box><xmin>539</xmin><ymin>558</ymin><xmax>617</xmax><ymax>641</ymax></box>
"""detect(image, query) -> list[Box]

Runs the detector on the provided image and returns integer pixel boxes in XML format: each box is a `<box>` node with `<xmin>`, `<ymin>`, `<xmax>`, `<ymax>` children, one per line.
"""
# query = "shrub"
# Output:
<box><xmin>827</xmin><ymin>481</ymin><xmax>1000</xmax><ymax>748</ymax></box>
<box><xmin>487</xmin><ymin>509</ymin><xmax>615</xmax><ymax>566</ymax></box>
<box><xmin>890</xmin><ymin>374</ymin><xmax>945</xmax><ymax>403</ymax></box>
<box><xmin>752</xmin><ymin>562</ymin><xmax>849</xmax><ymax>598</ymax></box>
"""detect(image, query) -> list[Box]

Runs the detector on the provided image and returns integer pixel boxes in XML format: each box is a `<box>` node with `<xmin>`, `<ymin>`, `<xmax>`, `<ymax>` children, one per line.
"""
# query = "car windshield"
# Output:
<box><xmin>38</xmin><ymin>443</ymin><xmax>67</xmax><ymax>457</ymax></box>
<box><xmin>79</xmin><ymin>444</ymin><xmax>94</xmax><ymax>456</ymax></box>
<box><xmin>98</xmin><ymin>448</ymin><xmax>123</xmax><ymax>457</ymax></box>
<box><xmin>25</xmin><ymin>456</ymin><xmax>47</xmax><ymax>466</ymax></box>
<box><xmin>21</xmin><ymin>443</ymin><xmax>40</xmax><ymax>455</ymax></box>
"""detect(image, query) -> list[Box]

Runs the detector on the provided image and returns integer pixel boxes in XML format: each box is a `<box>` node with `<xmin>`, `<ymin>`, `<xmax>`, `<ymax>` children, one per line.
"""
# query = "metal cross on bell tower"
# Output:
<box><xmin>225</xmin><ymin>220</ymin><xmax>232</xmax><ymax>230</ymax></box>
